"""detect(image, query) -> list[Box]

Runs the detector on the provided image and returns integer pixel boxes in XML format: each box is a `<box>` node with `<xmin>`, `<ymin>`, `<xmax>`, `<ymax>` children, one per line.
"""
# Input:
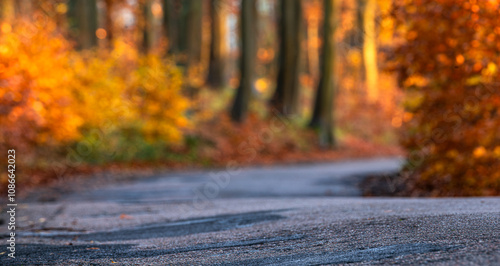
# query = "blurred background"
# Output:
<box><xmin>0</xmin><ymin>0</ymin><xmax>498</xmax><ymax>196</ymax></box>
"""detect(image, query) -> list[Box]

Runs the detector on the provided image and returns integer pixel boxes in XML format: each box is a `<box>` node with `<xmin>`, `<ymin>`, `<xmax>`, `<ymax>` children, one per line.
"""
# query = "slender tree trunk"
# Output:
<box><xmin>271</xmin><ymin>0</ymin><xmax>303</xmax><ymax>115</ymax></box>
<box><xmin>163</xmin><ymin>0</ymin><xmax>178</xmax><ymax>55</ymax></box>
<box><xmin>177</xmin><ymin>0</ymin><xmax>202</xmax><ymax>66</ymax></box>
<box><xmin>230</xmin><ymin>0</ymin><xmax>257</xmax><ymax>122</ymax></box>
<box><xmin>186</xmin><ymin>0</ymin><xmax>202</xmax><ymax>65</ymax></box>
<box><xmin>206</xmin><ymin>0</ymin><xmax>227</xmax><ymax>89</ymax></box>
<box><xmin>68</xmin><ymin>0</ymin><xmax>98</xmax><ymax>50</ymax></box>
<box><xmin>309</xmin><ymin>0</ymin><xmax>337</xmax><ymax>148</ymax></box>
<box><xmin>104</xmin><ymin>0</ymin><xmax>114</xmax><ymax>48</ymax></box>
<box><xmin>177</xmin><ymin>0</ymin><xmax>189</xmax><ymax>59</ymax></box>
<box><xmin>354</xmin><ymin>0</ymin><xmax>365</xmax><ymax>49</ymax></box>
<box><xmin>141</xmin><ymin>0</ymin><xmax>154</xmax><ymax>53</ymax></box>
<box><xmin>360</xmin><ymin>0</ymin><xmax>378</xmax><ymax>102</ymax></box>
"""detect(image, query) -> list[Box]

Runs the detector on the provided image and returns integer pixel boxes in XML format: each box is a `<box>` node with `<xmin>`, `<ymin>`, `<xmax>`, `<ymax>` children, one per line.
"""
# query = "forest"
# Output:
<box><xmin>0</xmin><ymin>0</ymin><xmax>499</xmax><ymax>196</ymax></box>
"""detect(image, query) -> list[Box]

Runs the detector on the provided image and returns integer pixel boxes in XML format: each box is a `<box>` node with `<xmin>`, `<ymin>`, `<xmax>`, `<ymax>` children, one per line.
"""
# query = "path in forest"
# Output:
<box><xmin>1</xmin><ymin>157</ymin><xmax>499</xmax><ymax>265</ymax></box>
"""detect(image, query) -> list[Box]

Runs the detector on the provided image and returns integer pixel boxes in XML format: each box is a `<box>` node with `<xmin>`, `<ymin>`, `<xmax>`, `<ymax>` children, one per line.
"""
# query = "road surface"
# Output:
<box><xmin>1</xmin><ymin>157</ymin><xmax>499</xmax><ymax>265</ymax></box>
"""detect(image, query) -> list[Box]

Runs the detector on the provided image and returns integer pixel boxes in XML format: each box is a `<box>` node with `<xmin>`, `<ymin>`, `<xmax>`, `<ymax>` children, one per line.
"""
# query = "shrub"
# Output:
<box><xmin>393</xmin><ymin>0</ymin><xmax>500</xmax><ymax>195</ymax></box>
<box><xmin>0</xmin><ymin>16</ymin><xmax>190</xmax><ymax>173</ymax></box>
<box><xmin>0</xmin><ymin>18</ymin><xmax>82</xmax><ymax>158</ymax></box>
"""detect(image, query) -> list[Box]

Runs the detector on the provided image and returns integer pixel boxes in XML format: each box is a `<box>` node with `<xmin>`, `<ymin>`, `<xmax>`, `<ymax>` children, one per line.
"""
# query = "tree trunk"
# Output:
<box><xmin>177</xmin><ymin>0</ymin><xmax>202</xmax><ymax>66</ymax></box>
<box><xmin>68</xmin><ymin>0</ymin><xmax>98</xmax><ymax>50</ymax></box>
<box><xmin>360</xmin><ymin>0</ymin><xmax>378</xmax><ymax>102</ymax></box>
<box><xmin>177</xmin><ymin>0</ymin><xmax>189</xmax><ymax>59</ymax></box>
<box><xmin>309</xmin><ymin>0</ymin><xmax>337</xmax><ymax>148</ymax></box>
<box><xmin>354</xmin><ymin>0</ymin><xmax>365</xmax><ymax>48</ymax></box>
<box><xmin>141</xmin><ymin>0</ymin><xmax>155</xmax><ymax>53</ymax></box>
<box><xmin>206</xmin><ymin>0</ymin><xmax>228</xmax><ymax>89</ymax></box>
<box><xmin>230</xmin><ymin>0</ymin><xmax>257</xmax><ymax>123</ymax></box>
<box><xmin>104</xmin><ymin>0</ymin><xmax>114</xmax><ymax>49</ymax></box>
<box><xmin>271</xmin><ymin>0</ymin><xmax>303</xmax><ymax>116</ymax></box>
<box><xmin>163</xmin><ymin>0</ymin><xmax>178</xmax><ymax>55</ymax></box>
<box><xmin>187</xmin><ymin>0</ymin><xmax>202</xmax><ymax>65</ymax></box>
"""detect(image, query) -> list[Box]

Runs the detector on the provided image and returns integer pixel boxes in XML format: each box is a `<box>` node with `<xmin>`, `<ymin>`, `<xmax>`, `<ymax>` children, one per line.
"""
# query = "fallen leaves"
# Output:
<box><xmin>119</xmin><ymin>214</ymin><xmax>133</xmax><ymax>220</ymax></box>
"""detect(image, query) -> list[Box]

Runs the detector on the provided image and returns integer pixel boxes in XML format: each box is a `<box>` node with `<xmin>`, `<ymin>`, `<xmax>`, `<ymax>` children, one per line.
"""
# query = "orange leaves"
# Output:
<box><xmin>0</xmin><ymin>18</ymin><xmax>82</xmax><ymax>150</ymax></box>
<box><xmin>0</xmin><ymin>14</ymin><xmax>190</xmax><ymax>170</ymax></box>
<box><xmin>1</xmin><ymin>22</ymin><xmax>11</xmax><ymax>33</ymax></box>
<box><xmin>393</xmin><ymin>0</ymin><xmax>500</xmax><ymax>196</ymax></box>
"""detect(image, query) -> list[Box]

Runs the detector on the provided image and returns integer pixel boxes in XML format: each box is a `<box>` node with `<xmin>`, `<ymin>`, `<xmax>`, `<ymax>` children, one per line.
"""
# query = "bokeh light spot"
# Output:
<box><xmin>56</xmin><ymin>3</ymin><xmax>68</xmax><ymax>14</ymax></box>
<box><xmin>1</xmin><ymin>23</ymin><xmax>12</xmax><ymax>34</ymax></box>
<box><xmin>96</xmin><ymin>28</ymin><xmax>107</xmax><ymax>39</ymax></box>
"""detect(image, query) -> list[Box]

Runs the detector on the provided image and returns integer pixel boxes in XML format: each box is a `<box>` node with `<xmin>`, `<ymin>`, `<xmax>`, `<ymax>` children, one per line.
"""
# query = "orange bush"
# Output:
<box><xmin>393</xmin><ymin>0</ymin><xmax>500</xmax><ymax>195</ymax></box>
<box><xmin>0</xmin><ymin>16</ymin><xmax>190</xmax><ymax>172</ymax></box>
<box><xmin>0</xmin><ymin>18</ymin><xmax>83</xmax><ymax>154</ymax></box>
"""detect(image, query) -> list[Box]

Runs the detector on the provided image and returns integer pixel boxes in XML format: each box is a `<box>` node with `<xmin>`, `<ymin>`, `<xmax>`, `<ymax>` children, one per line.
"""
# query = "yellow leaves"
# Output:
<box><xmin>482</xmin><ymin>62</ymin><xmax>497</xmax><ymax>76</ymax></box>
<box><xmin>403</xmin><ymin>91</ymin><xmax>424</xmax><ymax>110</ymax></box>
<box><xmin>0</xmin><ymin>18</ymin><xmax>81</xmax><ymax>144</ymax></box>
<box><xmin>32</xmin><ymin>101</ymin><xmax>44</xmax><ymax>113</ymax></box>
<box><xmin>56</xmin><ymin>3</ymin><xmax>68</xmax><ymax>14</ymax></box>
<box><xmin>186</xmin><ymin>63</ymin><xmax>205</xmax><ymax>88</ymax></box>
<box><xmin>0</xmin><ymin>44</ymin><xmax>9</xmax><ymax>55</ymax></box>
<box><xmin>1</xmin><ymin>22</ymin><xmax>11</xmax><ymax>33</ymax></box>
<box><xmin>347</xmin><ymin>50</ymin><xmax>362</xmax><ymax>67</ymax></box>
<box><xmin>403</xmin><ymin>75</ymin><xmax>428</xmax><ymax>87</ymax></box>
<box><xmin>130</xmin><ymin>55</ymin><xmax>190</xmax><ymax>144</ymax></box>
<box><xmin>111</xmin><ymin>41</ymin><xmax>138</xmax><ymax>63</ymax></box>
<box><xmin>255</xmin><ymin>78</ymin><xmax>270</xmax><ymax>93</ymax></box>
<box><xmin>466</xmin><ymin>75</ymin><xmax>483</xmax><ymax>86</ymax></box>
<box><xmin>0</xmin><ymin>17</ymin><xmax>189</xmax><ymax>153</ymax></box>
<box><xmin>494</xmin><ymin>146</ymin><xmax>500</xmax><ymax>158</ymax></box>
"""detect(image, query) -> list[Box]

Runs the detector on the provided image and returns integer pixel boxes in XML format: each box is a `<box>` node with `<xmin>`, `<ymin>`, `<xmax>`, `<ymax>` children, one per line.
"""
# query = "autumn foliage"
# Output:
<box><xmin>393</xmin><ymin>0</ymin><xmax>500</xmax><ymax>195</ymax></box>
<box><xmin>0</xmin><ymin>18</ymin><xmax>82</xmax><ymax>151</ymax></box>
<box><xmin>0</xmin><ymin>17</ymin><xmax>190</xmax><ymax>173</ymax></box>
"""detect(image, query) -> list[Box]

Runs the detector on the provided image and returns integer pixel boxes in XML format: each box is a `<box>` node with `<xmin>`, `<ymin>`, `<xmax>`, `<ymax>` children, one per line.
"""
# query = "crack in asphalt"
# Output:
<box><xmin>0</xmin><ymin>235</ymin><xmax>304</xmax><ymax>264</ymax></box>
<box><xmin>0</xmin><ymin>242</ymin><xmax>461</xmax><ymax>265</ymax></box>
<box><xmin>221</xmin><ymin>243</ymin><xmax>463</xmax><ymax>265</ymax></box>
<box><xmin>20</xmin><ymin>210</ymin><xmax>289</xmax><ymax>241</ymax></box>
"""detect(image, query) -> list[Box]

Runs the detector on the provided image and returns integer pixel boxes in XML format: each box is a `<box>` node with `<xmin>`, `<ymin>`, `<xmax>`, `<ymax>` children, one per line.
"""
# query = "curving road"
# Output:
<box><xmin>1</xmin><ymin>157</ymin><xmax>499</xmax><ymax>265</ymax></box>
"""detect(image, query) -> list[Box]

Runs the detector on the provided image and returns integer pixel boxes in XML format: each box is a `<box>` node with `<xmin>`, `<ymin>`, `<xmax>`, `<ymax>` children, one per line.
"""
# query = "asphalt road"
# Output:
<box><xmin>1</xmin><ymin>157</ymin><xmax>499</xmax><ymax>265</ymax></box>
